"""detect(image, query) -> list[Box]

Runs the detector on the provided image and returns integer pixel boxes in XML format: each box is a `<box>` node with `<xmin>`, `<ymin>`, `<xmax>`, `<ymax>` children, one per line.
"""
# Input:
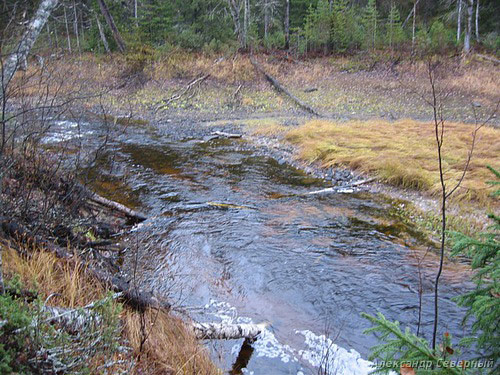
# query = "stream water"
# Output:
<box><xmin>46</xmin><ymin>118</ymin><xmax>474</xmax><ymax>375</ymax></box>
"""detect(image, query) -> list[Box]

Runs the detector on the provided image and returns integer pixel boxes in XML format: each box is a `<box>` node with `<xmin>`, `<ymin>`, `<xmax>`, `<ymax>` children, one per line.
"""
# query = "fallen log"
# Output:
<box><xmin>88</xmin><ymin>193</ymin><xmax>147</xmax><ymax>223</ymax></box>
<box><xmin>211</xmin><ymin>131</ymin><xmax>242</xmax><ymax>139</ymax></box>
<box><xmin>0</xmin><ymin>219</ymin><xmax>169</xmax><ymax>311</ymax></box>
<box><xmin>192</xmin><ymin>321</ymin><xmax>267</xmax><ymax>340</ymax></box>
<box><xmin>296</xmin><ymin>178</ymin><xmax>376</xmax><ymax>197</ymax></box>
<box><xmin>475</xmin><ymin>54</ymin><xmax>500</xmax><ymax>65</ymax></box>
<box><xmin>250</xmin><ymin>56</ymin><xmax>322</xmax><ymax>117</ymax></box>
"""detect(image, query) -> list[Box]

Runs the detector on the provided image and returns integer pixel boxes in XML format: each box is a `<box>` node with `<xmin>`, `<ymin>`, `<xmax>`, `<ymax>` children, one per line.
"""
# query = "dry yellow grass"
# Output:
<box><xmin>124</xmin><ymin>309</ymin><xmax>220</xmax><ymax>375</ymax></box>
<box><xmin>2</xmin><ymin>245</ymin><xmax>219</xmax><ymax>375</ymax></box>
<box><xmin>285</xmin><ymin>119</ymin><xmax>500</xmax><ymax>204</ymax></box>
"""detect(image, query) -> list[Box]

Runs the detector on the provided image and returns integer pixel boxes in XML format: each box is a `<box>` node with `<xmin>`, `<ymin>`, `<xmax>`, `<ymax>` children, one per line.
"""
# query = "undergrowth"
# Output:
<box><xmin>0</xmin><ymin>245</ymin><xmax>219</xmax><ymax>375</ymax></box>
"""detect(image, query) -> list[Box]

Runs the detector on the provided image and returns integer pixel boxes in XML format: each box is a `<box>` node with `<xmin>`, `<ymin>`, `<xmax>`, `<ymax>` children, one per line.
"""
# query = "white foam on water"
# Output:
<box><xmin>203</xmin><ymin>299</ymin><xmax>377</xmax><ymax>375</ymax></box>
<box><xmin>42</xmin><ymin>120</ymin><xmax>94</xmax><ymax>144</ymax></box>
<box><xmin>297</xmin><ymin>330</ymin><xmax>375</xmax><ymax>375</ymax></box>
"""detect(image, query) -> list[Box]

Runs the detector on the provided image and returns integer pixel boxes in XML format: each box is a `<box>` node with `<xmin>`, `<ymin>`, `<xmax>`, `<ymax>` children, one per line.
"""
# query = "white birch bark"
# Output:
<box><xmin>284</xmin><ymin>0</ymin><xmax>290</xmax><ymax>50</ymax></box>
<box><xmin>95</xmin><ymin>14</ymin><xmax>110</xmax><ymax>53</ymax></box>
<box><xmin>475</xmin><ymin>0</ymin><xmax>479</xmax><ymax>41</ymax></box>
<box><xmin>457</xmin><ymin>0</ymin><xmax>462</xmax><ymax>42</ymax></box>
<box><xmin>192</xmin><ymin>322</ymin><xmax>267</xmax><ymax>340</ymax></box>
<box><xmin>464</xmin><ymin>0</ymin><xmax>473</xmax><ymax>53</ymax></box>
<box><xmin>64</xmin><ymin>6</ymin><xmax>72</xmax><ymax>53</ymax></box>
<box><xmin>1</xmin><ymin>0</ymin><xmax>59</xmax><ymax>95</ymax></box>
<box><xmin>73</xmin><ymin>0</ymin><xmax>80</xmax><ymax>53</ymax></box>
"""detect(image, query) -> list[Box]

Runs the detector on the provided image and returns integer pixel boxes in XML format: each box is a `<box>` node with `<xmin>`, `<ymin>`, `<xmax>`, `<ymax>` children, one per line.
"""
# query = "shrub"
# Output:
<box><xmin>0</xmin><ymin>293</ymin><xmax>32</xmax><ymax>373</ymax></box>
<box><xmin>483</xmin><ymin>32</ymin><xmax>500</xmax><ymax>54</ymax></box>
<box><xmin>429</xmin><ymin>20</ymin><xmax>454</xmax><ymax>53</ymax></box>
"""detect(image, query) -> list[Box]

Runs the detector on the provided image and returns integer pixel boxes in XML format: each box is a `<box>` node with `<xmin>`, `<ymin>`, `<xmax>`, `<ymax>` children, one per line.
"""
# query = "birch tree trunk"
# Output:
<box><xmin>464</xmin><ymin>0</ymin><xmax>473</xmax><ymax>53</ymax></box>
<box><xmin>284</xmin><ymin>0</ymin><xmax>290</xmax><ymax>50</ymax></box>
<box><xmin>226</xmin><ymin>0</ymin><xmax>243</xmax><ymax>48</ymax></box>
<box><xmin>96</xmin><ymin>0</ymin><xmax>126</xmax><ymax>52</ymax></box>
<box><xmin>64</xmin><ymin>6</ymin><xmax>72</xmax><ymax>53</ymax></box>
<box><xmin>457</xmin><ymin>0</ymin><xmax>462</xmax><ymax>43</ymax></box>
<box><xmin>192</xmin><ymin>322</ymin><xmax>267</xmax><ymax>340</ymax></box>
<box><xmin>264</xmin><ymin>0</ymin><xmax>269</xmax><ymax>40</ymax></box>
<box><xmin>1</xmin><ymin>0</ymin><xmax>59</xmax><ymax>94</ymax></box>
<box><xmin>475</xmin><ymin>0</ymin><xmax>479</xmax><ymax>41</ymax></box>
<box><xmin>73</xmin><ymin>1</ymin><xmax>80</xmax><ymax>53</ymax></box>
<box><xmin>95</xmin><ymin>14</ymin><xmax>110</xmax><ymax>53</ymax></box>
<box><xmin>243</xmin><ymin>0</ymin><xmax>249</xmax><ymax>49</ymax></box>
<box><xmin>412</xmin><ymin>1</ymin><xmax>417</xmax><ymax>51</ymax></box>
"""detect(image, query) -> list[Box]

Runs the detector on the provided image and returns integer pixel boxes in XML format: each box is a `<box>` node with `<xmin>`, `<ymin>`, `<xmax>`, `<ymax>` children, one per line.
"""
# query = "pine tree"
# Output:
<box><xmin>363</xmin><ymin>0</ymin><xmax>378</xmax><ymax>49</ymax></box>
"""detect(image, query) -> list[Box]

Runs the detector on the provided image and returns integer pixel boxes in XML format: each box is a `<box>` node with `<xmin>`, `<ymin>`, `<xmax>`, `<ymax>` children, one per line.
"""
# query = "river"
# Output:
<box><xmin>46</xmin><ymin>117</ymin><xmax>474</xmax><ymax>375</ymax></box>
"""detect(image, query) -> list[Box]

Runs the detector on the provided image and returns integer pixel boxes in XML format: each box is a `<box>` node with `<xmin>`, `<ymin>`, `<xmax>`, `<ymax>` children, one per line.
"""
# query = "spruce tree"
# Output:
<box><xmin>331</xmin><ymin>0</ymin><xmax>349</xmax><ymax>51</ymax></box>
<box><xmin>386</xmin><ymin>3</ymin><xmax>403</xmax><ymax>49</ymax></box>
<box><xmin>363</xmin><ymin>0</ymin><xmax>378</xmax><ymax>49</ymax></box>
<box><xmin>450</xmin><ymin>165</ymin><xmax>499</xmax><ymax>373</ymax></box>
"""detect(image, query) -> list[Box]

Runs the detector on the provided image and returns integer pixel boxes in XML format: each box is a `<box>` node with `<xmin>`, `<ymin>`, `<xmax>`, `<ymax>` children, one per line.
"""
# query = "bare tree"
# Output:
<box><xmin>64</xmin><ymin>5</ymin><xmax>72</xmax><ymax>53</ymax></box>
<box><xmin>284</xmin><ymin>0</ymin><xmax>290</xmax><ymax>50</ymax></box>
<box><xmin>226</xmin><ymin>0</ymin><xmax>243</xmax><ymax>48</ymax></box>
<box><xmin>244</xmin><ymin>0</ymin><xmax>250</xmax><ymax>49</ymax></box>
<box><xmin>263</xmin><ymin>0</ymin><xmax>270</xmax><ymax>40</ymax></box>
<box><xmin>464</xmin><ymin>0</ymin><xmax>473</xmax><ymax>53</ymax></box>
<box><xmin>1</xmin><ymin>0</ymin><xmax>59</xmax><ymax>297</ymax></box>
<box><xmin>412</xmin><ymin>0</ymin><xmax>418</xmax><ymax>51</ymax></box>
<box><xmin>73</xmin><ymin>0</ymin><xmax>80</xmax><ymax>53</ymax></box>
<box><xmin>96</xmin><ymin>0</ymin><xmax>126</xmax><ymax>52</ymax></box>
<box><xmin>426</xmin><ymin>60</ymin><xmax>499</xmax><ymax>350</ymax></box>
<box><xmin>1</xmin><ymin>0</ymin><xmax>59</xmax><ymax>95</ymax></box>
<box><xmin>475</xmin><ymin>0</ymin><xmax>479</xmax><ymax>41</ymax></box>
<box><xmin>95</xmin><ymin>13</ymin><xmax>110</xmax><ymax>53</ymax></box>
<box><xmin>457</xmin><ymin>0</ymin><xmax>462</xmax><ymax>43</ymax></box>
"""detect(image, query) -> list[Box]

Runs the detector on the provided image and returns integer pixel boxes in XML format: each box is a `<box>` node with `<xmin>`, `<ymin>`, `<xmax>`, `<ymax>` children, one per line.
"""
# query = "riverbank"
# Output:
<box><xmin>21</xmin><ymin>51</ymin><xmax>496</xmax><ymax>237</ymax></box>
<box><xmin>4</xmin><ymin>51</ymin><xmax>498</xmax><ymax>373</ymax></box>
<box><xmin>16</xmin><ymin>51</ymin><xmax>500</xmax><ymax>124</ymax></box>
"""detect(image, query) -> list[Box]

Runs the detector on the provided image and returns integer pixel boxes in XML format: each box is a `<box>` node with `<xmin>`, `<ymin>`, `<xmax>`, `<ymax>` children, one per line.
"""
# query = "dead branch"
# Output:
<box><xmin>0</xmin><ymin>219</ymin><xmax>169</xmax><ymax>312</ymax></box>
<box><xmin>155</xmin><ymin>74</ymin><xmax>210</xmax><ymax>112</ymax></box>
<box><xmin>475</xmin><ymin>54</ymin><xmax>500</xmax><ymax>65</ymax></box>
<box><xmin>211</xmin><ymin>131</ymin><xmax>242</xmax><ymax>138</ymax></box>
<box><xmin>250</xmin><ymin>56</ymin><xmax>322</xmax><ymax>117</ymax></box>
<box><xmin>88</xmin><ymin>192</ymin><xmax>147</xmax><ymax>223</ymax></box>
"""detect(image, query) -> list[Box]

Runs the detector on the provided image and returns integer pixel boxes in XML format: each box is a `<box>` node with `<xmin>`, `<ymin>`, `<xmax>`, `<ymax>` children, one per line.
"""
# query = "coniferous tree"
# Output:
<box><xmin>386</xmin><ymin>3</ymin><xmax>404</xmax><ymax>49</ymax></box>
<box><xmin>304</xmin><ymin>0</ymin><xmax>331</xmax><ymax>53</ymax></box>
<box><xmin>450</xmin><ymin>166</ymin><xmax>499</xmax><ymax>372</ymax></box>
<box><xmin>331</xmin><ymin>0</ymin><xmax>348</xmax><ymax>51</ymax></box>
<box><xmin>363</xmin><ymin>0</ymin><xmax>378</xmax><ymax>49</ymax></box>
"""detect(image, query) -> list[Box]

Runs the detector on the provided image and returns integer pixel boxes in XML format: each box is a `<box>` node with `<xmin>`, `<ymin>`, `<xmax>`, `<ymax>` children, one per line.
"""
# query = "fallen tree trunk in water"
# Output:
<box><xmin>0</xmin><ymin>219</ymin><xmax>168</xmax><ymax>311</ymax></box>
<box><xmin>88</xmin><ymin>193</ymin><xmax>147</xmax><ymax>223</ymax></box>
<box><xmin>192</xmin><ymin>321</ymin><xmax>267</xmax><ymax>340</ymax></box>
<box><xmin>250</xmin><ymin>56</ymin><xmax>322</xmax><ymax>117</ymax></box>
<box><xmin>41</xmin><ymin>301</ymin><xmax>266</xmax><ymax>341</ymax></box>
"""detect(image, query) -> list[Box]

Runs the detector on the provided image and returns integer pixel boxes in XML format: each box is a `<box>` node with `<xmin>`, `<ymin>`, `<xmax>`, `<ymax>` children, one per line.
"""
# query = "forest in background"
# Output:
<box><xmin>1</xmin><ymin>0</ymin><xmax>499</xmax><ymax>59</ymax></box>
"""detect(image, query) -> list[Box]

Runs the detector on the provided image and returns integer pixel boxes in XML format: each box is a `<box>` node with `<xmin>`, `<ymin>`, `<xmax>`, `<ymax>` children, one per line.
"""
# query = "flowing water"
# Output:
<box><xmin>46</xmin><ymin>118</ymin><xmax>474</xmax><ymax>375</ymax></box>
